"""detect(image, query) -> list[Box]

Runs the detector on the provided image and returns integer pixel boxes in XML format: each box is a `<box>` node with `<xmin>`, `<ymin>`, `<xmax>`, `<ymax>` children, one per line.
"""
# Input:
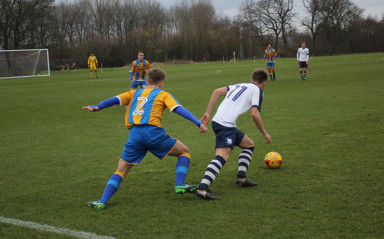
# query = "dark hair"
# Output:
<box><xmin>138</xmin><ymin>50</ymin><xmax>144</xmax><ymax>54</ymax></box>
<box><xmin>267</xmin><ymin>43</ymin><xmax>272</xmax><ymax>46</ymax></box>
<box><xmin>252</xmin><ymin>69</ymin><xmax>268</xmax><ymax>83</ymax></box>
<box><xmin>148</xmin><ymin>68</ymin><xmax>165</xmax><ymax>84</ymax></box>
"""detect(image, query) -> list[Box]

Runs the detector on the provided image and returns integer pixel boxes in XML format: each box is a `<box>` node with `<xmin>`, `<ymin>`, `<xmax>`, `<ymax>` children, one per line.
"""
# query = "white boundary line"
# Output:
<box><xmin>0</xmin><ymin>216</ymin><xmax>117</xmax><ymax>239</ymax></box>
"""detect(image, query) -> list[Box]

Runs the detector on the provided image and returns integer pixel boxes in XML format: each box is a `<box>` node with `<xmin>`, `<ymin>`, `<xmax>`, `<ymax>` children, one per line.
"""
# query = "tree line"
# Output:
<box><xmin>1</xmin><ymin>0</ymin><xmax>383</xmax><ymax>68</ymax></box>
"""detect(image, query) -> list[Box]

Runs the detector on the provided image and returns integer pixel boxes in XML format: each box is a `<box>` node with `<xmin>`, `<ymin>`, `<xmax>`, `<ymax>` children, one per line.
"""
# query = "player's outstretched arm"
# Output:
<box><xmin>200</xmin><ymin>87</ymin><xmax>228</xmax><ymax>125</ymax></box>
<box><xmin>173</xmin><ymin>106</ymin><xmax>207</xmax><ymax>133</ymax></box>
<box><xmin>251</xmin><ymin>107</ymin><xmax>271</xmax><ymax>144</ymax></box>
<box><xmin>82</xmin><ymin>96</ymin><xmax>121</xmax><ymax>112</ymax></box>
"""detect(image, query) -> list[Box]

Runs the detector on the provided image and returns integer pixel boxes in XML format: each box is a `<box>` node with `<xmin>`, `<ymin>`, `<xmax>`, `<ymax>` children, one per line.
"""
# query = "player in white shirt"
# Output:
<box><xmin>195</xmin><ymin>69</ymin><xmax>272</xmax><ymax>200</ymax></box>
<box><xmin>297</xmin><ymin>41</ymin><xmax>309</xmax><ymax>81</ymax></box>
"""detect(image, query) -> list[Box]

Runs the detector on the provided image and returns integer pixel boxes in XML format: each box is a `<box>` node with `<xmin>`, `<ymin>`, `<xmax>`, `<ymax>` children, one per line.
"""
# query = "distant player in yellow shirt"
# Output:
<box><xmin>129</xmin><ymin>51</ymin><xmax>151</xmax><ymax>89</ymax></box>
<box><xmin>88</xmin><ymin>53</ymin><xmax>99</xmax><ymax>79</ymax></box>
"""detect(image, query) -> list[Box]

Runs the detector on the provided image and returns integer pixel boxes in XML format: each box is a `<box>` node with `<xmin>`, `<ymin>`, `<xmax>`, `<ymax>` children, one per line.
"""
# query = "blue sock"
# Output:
<box><xmin>270</xmin><ymin>74</ymin><xmax>273</xmax><ymax>80</ymax></box>
<box><xmin>100</xmin><ymin>172</ymin><xmax>123</xmax><ymax>204</ymax></box>
<box><xmin>199</xmin><ymin>155</ymin><xmax>226</xmax><ymax>190</ymax></box>
<box><xmin>175</xmin><ymin>154</ymin><xmax>190</xmax><ymax>186</ymax></box>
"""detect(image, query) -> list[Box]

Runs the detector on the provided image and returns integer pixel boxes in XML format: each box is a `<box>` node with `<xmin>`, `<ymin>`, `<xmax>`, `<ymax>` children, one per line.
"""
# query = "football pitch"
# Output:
<box><xmin>0</xmin><ymin>53</ymin><xmax>383</xmax><ymax>238</ymax></box>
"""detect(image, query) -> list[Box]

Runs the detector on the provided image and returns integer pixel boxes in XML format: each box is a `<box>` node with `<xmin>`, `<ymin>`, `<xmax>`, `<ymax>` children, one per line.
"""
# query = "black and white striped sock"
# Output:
<box><xmin>199</xmin><ymin>155</ymin><xmax>226</xmax><ymax>190</ymax></box>
<box><xmin>237</xmin><ymin>147</ymin><xmax>254</xmax><ymax>178</ymax></box>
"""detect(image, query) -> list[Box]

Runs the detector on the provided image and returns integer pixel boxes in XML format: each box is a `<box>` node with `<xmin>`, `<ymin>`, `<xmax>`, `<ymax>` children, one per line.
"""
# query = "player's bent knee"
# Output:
<box><xmin>245</xmin><ymin>141</ymin><xmax>254</xmax><ymax>148</ymax></box>
<box><xmin>169</xmin><ymin>141</ymin><xmax>190</xmax><ymax>157</ymax></box>
<box><xmin>240</xmin><ymin>136</ymin><xmax>254</xmax><ymax>149</ymax></box>
<box><xmin>181</xmin><ymin>147</ymin><xmax>191</xmax><ymax>155</ymax></box>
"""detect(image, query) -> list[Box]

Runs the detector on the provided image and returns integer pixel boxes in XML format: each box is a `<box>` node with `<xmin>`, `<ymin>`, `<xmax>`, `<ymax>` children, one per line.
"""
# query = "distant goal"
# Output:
<box><xmin>0</xmin><ymin>49</ymin><xmax>50</xmax><ymax>79</ymax></box>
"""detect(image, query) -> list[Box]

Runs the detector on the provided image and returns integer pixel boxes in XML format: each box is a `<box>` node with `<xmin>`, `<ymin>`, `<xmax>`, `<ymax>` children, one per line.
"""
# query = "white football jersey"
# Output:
<box><xmin>212</xmin><ymin>83</ymin><xmax>263</xmax><ymax>128</ymax></box>
<box><xmin>297</xmin><ymin>47</ymin><xmax>309</xmax><ymax>61</ymax></box>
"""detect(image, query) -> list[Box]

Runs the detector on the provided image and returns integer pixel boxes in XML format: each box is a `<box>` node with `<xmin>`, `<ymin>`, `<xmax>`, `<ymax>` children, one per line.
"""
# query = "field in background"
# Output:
<box><xmin>1</xmin><ymin>53</ymin><xmax>383</xmax><ymax>238</ymax></box>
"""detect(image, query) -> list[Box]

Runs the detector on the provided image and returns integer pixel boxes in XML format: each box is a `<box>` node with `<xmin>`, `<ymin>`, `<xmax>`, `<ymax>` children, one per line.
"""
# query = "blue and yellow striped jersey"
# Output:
<box><xmin>118</xmin><ymin>87</ymin><xmax>180</xmax><ymax>129</ymax></box>
<box><xmin>264</xmin><ymin>49</ymin><xmax>277</xmax><ymax>62</ymax></box>
<box><xmin>129</xmin><ymin>60</ymin><xmax>151</xmax><ymax>81</ymax></box>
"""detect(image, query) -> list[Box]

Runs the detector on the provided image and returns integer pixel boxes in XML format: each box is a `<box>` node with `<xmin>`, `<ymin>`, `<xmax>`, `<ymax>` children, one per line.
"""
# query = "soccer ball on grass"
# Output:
<box><xmin>264</xmin><ymin>152</ymin><xmax>282</xmax><ymax>169</ymax></box>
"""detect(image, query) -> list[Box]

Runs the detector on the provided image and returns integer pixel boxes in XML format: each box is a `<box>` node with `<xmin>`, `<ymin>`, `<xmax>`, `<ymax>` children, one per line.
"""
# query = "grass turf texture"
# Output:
<box><xmin>1</xmin><ymin>53</ymin><xmax>383</xmax><ymax>238</ymax></box>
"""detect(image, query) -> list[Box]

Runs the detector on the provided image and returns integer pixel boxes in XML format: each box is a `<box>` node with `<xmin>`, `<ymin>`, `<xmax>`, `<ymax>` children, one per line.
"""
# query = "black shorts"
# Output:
<box><xmin>212</xmin><ymin>121</ymin><xmax>245</xmax><ymax>150</ymax></box>
<box><xmin>299</xmin><ymin>61</ymin><xmax>308</xmax><ymax>68</ymax></box>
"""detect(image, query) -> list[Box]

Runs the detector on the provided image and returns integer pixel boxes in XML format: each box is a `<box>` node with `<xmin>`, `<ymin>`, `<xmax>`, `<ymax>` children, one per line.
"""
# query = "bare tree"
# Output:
<box><xmin>239</xmin><ymin>0</ymin><xmax>268</xmax><ymax>48</ymax></box>
<box><xmin>0</xmin><ymin>0</ymin><xmax>54</xmax><ymax>49</ymax></box>
<box><xmin>189</xmin><ymin>0</ymin><xmax>215</xmax><ymax>60</ymax></box>
<box><xmin>74</xmin><ymin>0</ymin><xmax>90</xmax><ymax>48</ymax></box>
<box><xmin>170</xmin><ymin>1</ymin><xmax>196</xmax><ymax>60</ymax></box>
<box><xmin>111</xmin><ymin>0</ymin><xmax>126</xmax><ymax>45</ymax></box>
<box><xmin>319</xmin><ymin>0</ymin><xmax>363</xmax><ymax>53</ymax></box>
<box><xmin>258</xmin><ymin>0</ymin><xmax>282</xmax><ymax>50</ymax></box>
<box><xmin>56</xmin><ymin>2</ymin><xmax>79</xmax><ymax>49</ymax></box>
<box><xmin>302</xmin><ymin>0</ymin><xmax>322</xmax><ymax>54</ymax></box>
<box><xmin>239</xmin><ymin>0</ymin><xmax>293</xmax><ymax>54</ymax></box>
<box><xmin>273</xmin><ymin>0</ymin><xmax>294</xmax><ymax>55</ymax></box>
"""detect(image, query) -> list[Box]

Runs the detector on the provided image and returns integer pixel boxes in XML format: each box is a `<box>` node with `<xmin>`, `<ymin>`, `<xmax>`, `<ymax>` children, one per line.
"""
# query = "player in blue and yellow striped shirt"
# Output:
<box><xmin>263</xmin><ymin>43</ymin><xmax>277</xmax><ymax>81</ymax></box>
<box><xmin>83</xmin><ymin>68</ymin><xmax>207</xmax><ymax>209</ymax></box>
<box><xmin>129</xmin><ymin>51</ymin><xmax>151</xmax><ymax>90</ymax></box>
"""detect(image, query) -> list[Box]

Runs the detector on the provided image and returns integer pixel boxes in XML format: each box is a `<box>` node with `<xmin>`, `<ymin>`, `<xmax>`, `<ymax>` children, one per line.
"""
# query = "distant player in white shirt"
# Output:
<box><xmin>195</xmin><ymin>69</ymin><xmax>272</xmax><ymax>200</ymax></box>
<box><xmin>297</xmin><ymin>41</ymin><xmax>309</xmax><ymax>81</ymax></box>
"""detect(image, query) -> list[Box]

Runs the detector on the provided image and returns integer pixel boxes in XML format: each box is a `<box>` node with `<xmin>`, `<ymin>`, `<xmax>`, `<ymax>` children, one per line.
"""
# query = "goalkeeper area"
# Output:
<box><xmin>0</xmin><ymin>49</ymin><xmax>50</xmax><ymax>79</ymax></box>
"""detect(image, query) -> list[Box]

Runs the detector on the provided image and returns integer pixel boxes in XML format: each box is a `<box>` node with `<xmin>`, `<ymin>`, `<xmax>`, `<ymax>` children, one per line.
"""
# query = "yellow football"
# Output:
<box><xmin>264</xmin><ymin>152</ymin><xmax>282</xmax><ymax>169</ymax></box>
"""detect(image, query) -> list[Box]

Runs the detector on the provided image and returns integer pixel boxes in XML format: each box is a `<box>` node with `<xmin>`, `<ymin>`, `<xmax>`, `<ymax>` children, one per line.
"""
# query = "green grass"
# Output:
<box><xmin>1</xmin><ymin>53</ymin><xmax>383</xmax><ymax>238</ymax></box>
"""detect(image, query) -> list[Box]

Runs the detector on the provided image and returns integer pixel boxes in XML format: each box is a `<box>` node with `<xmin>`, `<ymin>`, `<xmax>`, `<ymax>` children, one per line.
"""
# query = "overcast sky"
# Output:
<box><xmin>160</xmin><ymin>0</ymin><xmax>384</xmax><ymax>19</ymax></box>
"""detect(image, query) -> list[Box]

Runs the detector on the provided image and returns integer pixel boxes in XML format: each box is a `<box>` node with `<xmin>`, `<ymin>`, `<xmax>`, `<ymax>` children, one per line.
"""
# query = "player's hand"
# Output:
<box><xmin>200</xmin><ymin>113</ymin><xmax>210</xmax><ymax>125</ymax></box>
<box><xmin>131</xmin><ymin>79</ymin><xmax>134</xmax><ymax>83</ymax></box>
<box><xmin>297</xmin><ymin>60</ymin><xmax>299</xmax><ymax>64</ymax></box>
<box><xmin>306</xmin><ymin>61</ymin><xmax>308</xmax><ymax>65</ymax></box>
<box><xmin>88</xmin><ymin>65</ymin><xmax>90</xmax><ymax>68</ymax></box>
<box><xmin>263</xmin><ymin>133</ymin><xmax>272</xmax><ymax>144</ymax></box>
<box><xmin>82</xmin><ymin>106</ymin><xmax>99</xmax><ymax>112</ymax></box>
<box><xmin>96</xmin><ymin>63</ymin><xmax>99</xmax><ymax>67</ymax></box>
<box><xmin>199</xmin><ymin>123</ymin><xmax>208</xmax><ymax>133</ymax></box>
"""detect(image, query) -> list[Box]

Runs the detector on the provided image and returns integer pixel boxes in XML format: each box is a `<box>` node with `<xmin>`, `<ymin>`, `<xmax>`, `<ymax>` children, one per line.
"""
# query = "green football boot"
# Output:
<box><xmin>175</xmin><ymin>184</ymin><xmax>199</xmax><ymax>194</ymax></box>
<box><xmin>87</xmin><ymin>201</ymin><xmax>106</xmax><ymax>210</ymax></box>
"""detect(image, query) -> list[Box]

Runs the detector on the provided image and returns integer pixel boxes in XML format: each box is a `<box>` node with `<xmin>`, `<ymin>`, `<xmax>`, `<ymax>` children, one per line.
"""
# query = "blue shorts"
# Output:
<box><xmin>266</xmin><ymin>62</ymin><xmax>275</xmax><ymax>67</ymax></box>
<box><xmin>212</xmin><ymin>121</ymin><xmax>245</xmax><ymax>150</ymax></box>
<box><xmin>120</xmin><ymin>125</ymin><xmax>177</xmax><ymax>164</ymax></box>
<box><xmin>131</xmin><ymin>80</ymin><xmax>148</xmax><ymax>89</ymax></box>
<box><xmin>299</xmin><ymin>61</ymin><xmax>308</xmax><ymax>68</ymax></box>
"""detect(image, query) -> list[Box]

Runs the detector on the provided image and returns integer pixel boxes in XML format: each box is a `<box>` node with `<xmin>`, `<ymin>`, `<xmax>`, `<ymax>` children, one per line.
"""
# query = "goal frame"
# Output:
<box><xmin>0</xmin><ymin>49</ymin><xmax>50</xmax><ymax>79</ymax></box>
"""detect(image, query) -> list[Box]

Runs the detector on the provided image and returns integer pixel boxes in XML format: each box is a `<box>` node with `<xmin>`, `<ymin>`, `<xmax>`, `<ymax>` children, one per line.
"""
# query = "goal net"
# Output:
<box><xmin>0</xmin><ymin>49</ymin><xmax>50</xmax><ymax>79</ymax></box>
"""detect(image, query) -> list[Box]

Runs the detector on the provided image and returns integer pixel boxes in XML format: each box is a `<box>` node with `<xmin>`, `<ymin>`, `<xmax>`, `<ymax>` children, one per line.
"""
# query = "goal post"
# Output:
<box><xmin>0</xmin><ymin>49</ymin><xmax>50</xmax><ymax>79</ymax></box>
